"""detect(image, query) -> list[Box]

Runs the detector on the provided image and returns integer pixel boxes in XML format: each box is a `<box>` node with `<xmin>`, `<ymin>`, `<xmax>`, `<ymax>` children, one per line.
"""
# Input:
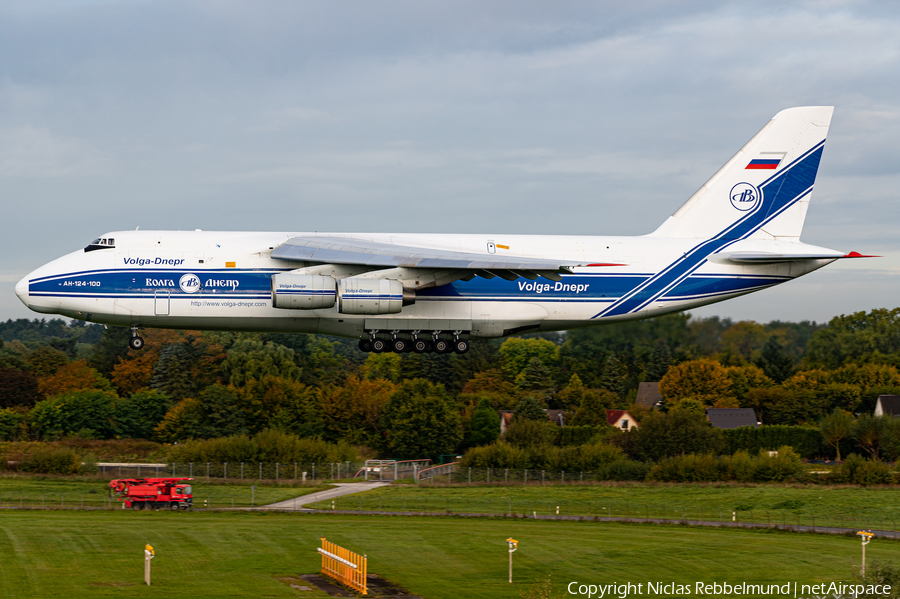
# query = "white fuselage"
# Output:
<box><xmin>16</xmin><ymin>230</ymin><xmax>835</xmax><ymax>340</ymax></box>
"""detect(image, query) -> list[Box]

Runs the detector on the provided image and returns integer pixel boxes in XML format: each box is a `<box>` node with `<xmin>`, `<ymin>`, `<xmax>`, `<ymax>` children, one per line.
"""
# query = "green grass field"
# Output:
<box><xmin>0</xmin><ymin>474</ymin><xmax>331</xmax><ymax>509</ymax></box>
<box><xmin>1</xmin><ymin>510</ymin><xmax>898</xmax><ymax>598</ymax></box>
<box><xmin>6</xmin><ymin>474</ymin><xmax>900</xmax><ymax>532</ymax></box>
<box><xmin>322</xmin><ymin>482</ymin><xmax>900</xmax><ymax>531</ymax></box>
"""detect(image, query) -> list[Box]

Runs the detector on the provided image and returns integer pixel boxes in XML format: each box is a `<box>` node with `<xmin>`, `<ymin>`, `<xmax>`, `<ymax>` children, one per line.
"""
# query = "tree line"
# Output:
<box><xmin>0</xmin><ymin>308</ymin><xmax>899</xmax><ymax>465</ymax></box>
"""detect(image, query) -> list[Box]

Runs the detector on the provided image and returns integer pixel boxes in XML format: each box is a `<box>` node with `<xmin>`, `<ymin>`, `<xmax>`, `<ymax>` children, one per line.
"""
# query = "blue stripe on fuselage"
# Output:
<box><xmin>31</xmin><ymin>268</ymin><xmax>794</xmax><ymax>305</ymax></box>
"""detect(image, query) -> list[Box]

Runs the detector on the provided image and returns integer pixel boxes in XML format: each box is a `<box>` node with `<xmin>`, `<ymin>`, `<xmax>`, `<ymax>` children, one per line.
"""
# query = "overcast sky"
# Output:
<box><xmin>1</xmin><ymin>1</ymin><xmax>897</xmax><ymax>326</ymax></box>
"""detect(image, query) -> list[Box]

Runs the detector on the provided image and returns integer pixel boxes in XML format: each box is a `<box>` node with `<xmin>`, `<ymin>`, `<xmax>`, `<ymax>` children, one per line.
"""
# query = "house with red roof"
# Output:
<box><xmin>606</xmin><ymin>409</ymin><xmax>638</xmax><ymax>431</ymax></box>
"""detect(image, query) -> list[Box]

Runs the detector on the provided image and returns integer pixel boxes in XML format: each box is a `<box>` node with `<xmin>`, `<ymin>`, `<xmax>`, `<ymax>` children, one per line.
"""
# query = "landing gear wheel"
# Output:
<box><xmin>128</xmin><ymin>336</ymin><xmax>144</xmax><ymax>351</ymax></box>
<box><xmin>358</xmin><ymin>340</ymin><xmax>372</xmax><ymax>352</ymax></box>
<box><xmin>413</xmin><ymin>339</ymin><xmax>428</xmax><ymax>353</ymax></box>
<box><xmin>454</xmin><ymin>339</ymin><xmax>470</xmax><ymax>354</ymax></box>
<box><xmin>371</xmin><ymin>339</ymin><xmax>387</xmax><ymax>353</ymax></box>
<box><xmin>392</xmin><ymin>339</ymin><xmax>407</xmax><ymax>353</ymax></box>
<box><xmin>433</xmin><ymin>339</ymin><xmax>451</xmax><ymax>354</ymax></box>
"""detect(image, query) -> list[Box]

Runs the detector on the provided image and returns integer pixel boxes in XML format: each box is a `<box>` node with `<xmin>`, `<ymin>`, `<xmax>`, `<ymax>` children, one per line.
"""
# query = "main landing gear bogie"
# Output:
<box><xmin>360</xmin><ymin>331</ymin><xmax>469</xmax><ymax>355</ymax></box>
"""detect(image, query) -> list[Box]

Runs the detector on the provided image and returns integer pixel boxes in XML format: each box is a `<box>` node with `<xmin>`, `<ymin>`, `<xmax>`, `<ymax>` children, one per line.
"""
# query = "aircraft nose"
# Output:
<box><xmin>15</xmin><ymin>274</ymin><xmax>29</xmax><ymax>306</ymax></box>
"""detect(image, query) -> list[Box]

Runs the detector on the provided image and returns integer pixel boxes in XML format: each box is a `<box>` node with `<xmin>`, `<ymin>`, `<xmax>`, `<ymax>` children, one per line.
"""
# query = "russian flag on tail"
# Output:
<box><xmin>746</xmin><ymin>152</ymin><xmax>785</xmax><ymax>170</ymax></box>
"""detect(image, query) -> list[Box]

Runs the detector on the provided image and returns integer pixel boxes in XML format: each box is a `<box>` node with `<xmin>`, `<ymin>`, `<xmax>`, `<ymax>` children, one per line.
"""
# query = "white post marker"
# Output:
<box><xmin>507</xmin><ymin>538</ymin><xmax>518</xmax><ymax>584</ymax></box>
<box><xmin>144</xmin><ymin>544</ymin><xmax>155</xmax><ymax>586</ymax></box>
<box><xmin>858</xmin><ymin>531</ymin><xmax>873</xmax><ymax>577</ymax></box>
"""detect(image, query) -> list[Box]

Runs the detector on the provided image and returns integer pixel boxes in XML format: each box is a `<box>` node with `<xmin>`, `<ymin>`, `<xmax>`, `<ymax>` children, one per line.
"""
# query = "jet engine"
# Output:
<box><xmin>337</xmin><ymin>278</ymin><xmax>415</xmax><ymax>315</ymax></box>
<box><xmin>271</xmin><ymin>273</ymin><xmax>336</xmax><ymax>309</ymax></box>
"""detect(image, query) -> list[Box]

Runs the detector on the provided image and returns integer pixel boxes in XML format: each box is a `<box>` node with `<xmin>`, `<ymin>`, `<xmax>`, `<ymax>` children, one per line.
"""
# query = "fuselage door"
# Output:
<box><xmin>154</xmin><ymin>290</ymin><xmax>170</xmax><ymax>316</ymax></box>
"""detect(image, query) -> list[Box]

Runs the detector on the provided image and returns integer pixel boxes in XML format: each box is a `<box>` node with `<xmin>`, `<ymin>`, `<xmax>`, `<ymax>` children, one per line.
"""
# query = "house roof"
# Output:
<box><xmin>606</xmin><ymin>409</ymin><xmax>631</xmax><ymax>425</ymax></box>
<box><xmin>877</xmin><ymin>395</ymin><xmax>900</xmax><ymax>415</ymax></box>
<box><xmin>705</xmin><ymin>408</ymin><xmax>759</xmax><ymax>429</ymax></box>
<box><xmin>636</xmin><ymin>382</ymin><xmax>662</xmax><ymax>409</ymax></box>
<box><xmin>545</xmin><ymin>410</ymin><xmax>567</xmax><ymax>426</ymax></box>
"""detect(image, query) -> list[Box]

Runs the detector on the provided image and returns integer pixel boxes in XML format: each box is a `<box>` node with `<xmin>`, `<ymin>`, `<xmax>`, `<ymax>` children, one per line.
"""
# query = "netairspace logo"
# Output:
<box><xmin>566</xmin><ymin>581</ymin><xmax>892</xmax><ymax>598</ymax></box>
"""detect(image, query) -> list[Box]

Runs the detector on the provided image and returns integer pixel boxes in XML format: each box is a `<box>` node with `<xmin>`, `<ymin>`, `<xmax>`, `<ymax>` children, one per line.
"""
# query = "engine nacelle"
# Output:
<box><xmin>337</xmin><ymin>278</ymin><xmax>414</xmax><ymax>315</ymax></box>
<box><xmin>271</xmin><ymin>274</ymin><xmax>336</xmax><ymax>310</ymax></box>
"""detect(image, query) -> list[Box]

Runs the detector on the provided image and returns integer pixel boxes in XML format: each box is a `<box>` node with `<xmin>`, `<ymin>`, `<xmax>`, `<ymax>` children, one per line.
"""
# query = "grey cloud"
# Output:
<box><xmin>1</xmin><ymin>0</ymin><xmax>898</xmax><ymax>322</ymax></box>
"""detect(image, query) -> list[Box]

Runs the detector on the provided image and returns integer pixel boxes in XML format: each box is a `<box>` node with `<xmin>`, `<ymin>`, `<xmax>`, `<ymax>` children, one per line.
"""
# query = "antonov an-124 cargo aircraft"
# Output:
<box><xmin>16</xmin><ymin>107</ymin><xmax>872</xmax><ymax>354</ymax></box>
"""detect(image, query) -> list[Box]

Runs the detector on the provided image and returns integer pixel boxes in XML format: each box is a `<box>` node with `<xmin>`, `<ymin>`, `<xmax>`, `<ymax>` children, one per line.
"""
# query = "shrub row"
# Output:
<box><xmin>165</xmin><ymin>429</ymin><xmax>357</xmax><ymax>465</ymax></box>
<box><xmin>831</xmin><ymin>454</ymin><xmax>893</xmax><ymax>485</ymax></box>
<box><xmin>8</xmin><ymin>446</ymin><xmax>99</xmax><ymax>475</ymax></box>
<box><xmin>459</xmin><ymin>440</ymin><xmax>648</xmax><ymax>480</ymax></box>
<box><xmin>646</xmin><ymin>447</ymin><xmax>806</xmax><ymax>483</ymax></box>
<box><xmin>722</xmin><ymin>425</ymin><xmax>825</xmax><ymax>458</ymax></box>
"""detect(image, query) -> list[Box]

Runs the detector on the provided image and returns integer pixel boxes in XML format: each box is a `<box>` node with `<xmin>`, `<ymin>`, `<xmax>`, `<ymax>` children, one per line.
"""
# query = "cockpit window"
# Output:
<box><xmin>84</xmin><ymin>237</ymin><xmax>115</xmax><ymax>253</ymax></box>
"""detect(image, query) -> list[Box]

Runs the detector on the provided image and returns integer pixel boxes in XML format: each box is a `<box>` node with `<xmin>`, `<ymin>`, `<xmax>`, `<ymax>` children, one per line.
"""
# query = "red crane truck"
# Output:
<box><xmin>109</xmin><ymin>477</ymin><xmax>194</xmax><ymax>511</ymax></box>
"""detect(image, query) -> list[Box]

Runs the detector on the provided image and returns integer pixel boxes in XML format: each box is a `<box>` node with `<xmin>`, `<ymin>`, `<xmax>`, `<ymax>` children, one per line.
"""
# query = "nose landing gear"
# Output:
<box><xmin>128</xmin><ymin>326</ymin><xmax>145</xmax><ymax>351</ymax></box>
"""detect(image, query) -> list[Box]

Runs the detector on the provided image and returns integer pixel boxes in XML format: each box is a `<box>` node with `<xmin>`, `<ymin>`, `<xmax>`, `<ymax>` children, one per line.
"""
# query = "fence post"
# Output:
<box><xmin>524</xmin><ymin>469</ymin><xmax>528</xmax><ymax>484</ymax></box>
<box><xmin>189</xmin><ymin>463</ymin><xmax>193</xmax><ymax>477</ymax></box>
<box><xmin>295</xmin><ymin>463</ymin><xmax>298</xmax><ymax>481</ymax></box>
<box><xmin>206</xmin><ymin>462</ymin><xmax>210</xmax><ymax>479</ymax></box>
<box><xmin>259</xmin><ymin>462</ymin><xmax>262</xmax><ymax>480</ymax></box>
<box><xmin>276</xmin><ymin>463</ymin><xmax>279</xmax><ymax>482</ymax></box>
<box><xmin>224</xmin><ymin>462</ymin><xmax>228</xmax><ymax>479</ymax></box>
<box><xmin>312</xmin><ymin>463</ymin><xmax>316</xmax><ymax>481</ymax></box>
<box><xmin>468</xmin><ymin>468</ymin><xmax>472</xmax><ymax>483</ymax></box>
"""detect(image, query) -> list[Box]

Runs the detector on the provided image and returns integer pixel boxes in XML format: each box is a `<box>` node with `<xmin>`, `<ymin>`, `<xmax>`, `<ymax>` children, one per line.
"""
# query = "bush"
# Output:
<box><xmin>599</xmin><ymin>460</ymin><xmax>651</xmax><ymax>481</ymax></box>
<box><xmin>19</xmin><ymin>446</ymin><xmax>82</xmax><ymax>474</ymax></box>
<box><xmin>647</xmin><ymin>453</ymin><xmax>728</xmax><ymax>482</ymax></box>
<box><xmin>750</xmin><ymin>446</ymin><xmax>805</xmax><ymax>482</ymax></box>
<box><xmin>81</xmin><ymin>451</ymin><xmax>99</xmax><ymax>474</ymax></box>
<box><xmin>628</xmin><ymin>410</ymin><xmax>724</xmax><ymax>462</ymax></box>
<box><xmin>555</xmin><ymin>425</ymin><xmax>602</xmax><ymax>446</ymax></box>
<box><xmin>0</xmin><ymin>407</ymin><xmax>28</xmax><ymax>441</ymax></box>
<box><xmin>722</xmin><ymin>425</ymin><xmax>824</xmax><ymax>458</ymax></box>
<box><xmin>853</xmin><ymin>561</ymin><xmax>900</xmax><ymax>599</ymax></box>
<box><xmin>29</xmin><ymin>390</ymin><xmax>118</xmax><ymax>440</ymax></box>
<box><xmin>646</xmin><ymin>447</ymin><xmax>805</xmax><ymax>483</ymax></box>
<box><xmin>833</xmin><ymin>454</ymin><xmax>893</xmax><ymax>485</ymax></box>
<box><xmin>460</xmin><ymin>441</ymin><xmax>528</xmax><ymax>469</ymax></box>
<box><xmin>504</xmin><ymin>419</ymin><xmax>556</xmax><ymax>449</ymax></box>
<box><xmin>166</xmin><ymin>429</ymin><xmax>357</xmax><ymax>465</ymax></box>
<box><xmin>460</xmin><ymin>439</ymin><xmax>646</xmax><ymax>477</ymax></box>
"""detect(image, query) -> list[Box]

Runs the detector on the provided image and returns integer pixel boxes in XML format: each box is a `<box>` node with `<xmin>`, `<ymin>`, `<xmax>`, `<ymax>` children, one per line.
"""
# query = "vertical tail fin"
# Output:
<box><xmin>651</xmin><ymin>106</ymin><xmax>833</xmax><ymax>240</ymax></box>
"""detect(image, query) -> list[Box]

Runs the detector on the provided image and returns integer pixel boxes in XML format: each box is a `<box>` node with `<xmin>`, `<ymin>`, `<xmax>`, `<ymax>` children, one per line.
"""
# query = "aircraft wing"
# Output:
<box><xmin>271</xmin><ymin>236</ymin><xmax>580</xmax><ymax>281</ymax></box>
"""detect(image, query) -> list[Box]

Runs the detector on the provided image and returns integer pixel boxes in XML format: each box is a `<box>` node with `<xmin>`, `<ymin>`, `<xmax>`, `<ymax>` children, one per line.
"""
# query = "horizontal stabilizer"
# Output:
<box><xmin>724</xmin><ymin>251</ymin><xmax>878</xmax><ymax>264</ymax></box>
